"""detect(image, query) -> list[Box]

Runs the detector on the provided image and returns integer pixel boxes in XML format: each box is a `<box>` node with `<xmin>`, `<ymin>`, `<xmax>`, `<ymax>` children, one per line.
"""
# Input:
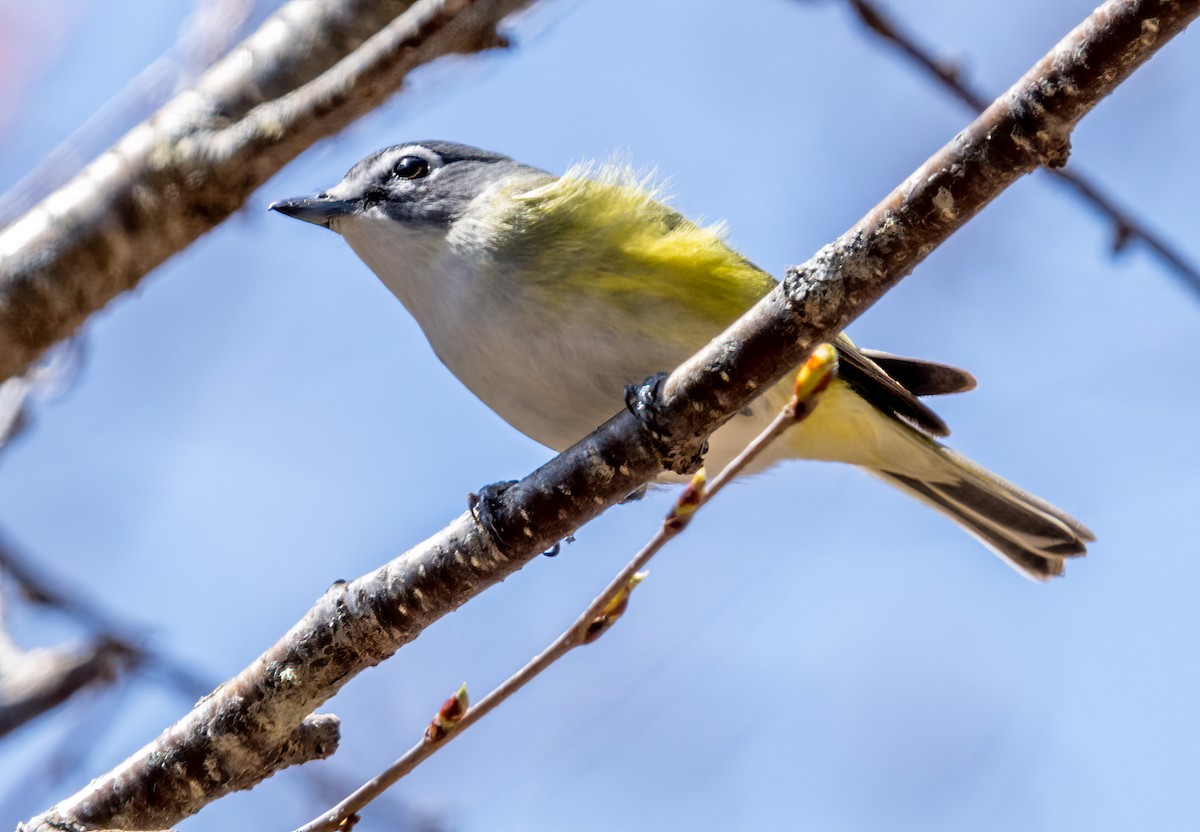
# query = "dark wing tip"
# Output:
<box><xmin>835</xmin><ymin>343</ymin><xmax>951</xmax><ymax>437</ymax></box>
<box><xmin>860</xmin><ymin>350</ymin><xmax>978</xmax><ymax>397</ymax></box>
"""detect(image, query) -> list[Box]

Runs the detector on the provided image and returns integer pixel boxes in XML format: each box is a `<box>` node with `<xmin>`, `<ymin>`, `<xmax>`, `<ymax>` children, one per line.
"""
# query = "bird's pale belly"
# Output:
<box><xmin>437</xmin><ymin>314</ymin><xmax>907</xmax><ymax>478</ymax></box>
<box><xmin>438</xmin><ymin>317</ymin><xmax>690</xmax><ymax>454</ymax></box>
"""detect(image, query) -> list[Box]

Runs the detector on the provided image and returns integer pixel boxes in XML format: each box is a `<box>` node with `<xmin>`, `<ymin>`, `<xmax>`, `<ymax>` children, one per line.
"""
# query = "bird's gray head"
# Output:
<box><xmin>269</xmin><ymin>141</ymin><xmax>545</xmax><ymax>233</ymax></box>
<box><xmin>271</xmin><ymin>141</ymin><xmax>552</xmax><ymax>325</ymax></box>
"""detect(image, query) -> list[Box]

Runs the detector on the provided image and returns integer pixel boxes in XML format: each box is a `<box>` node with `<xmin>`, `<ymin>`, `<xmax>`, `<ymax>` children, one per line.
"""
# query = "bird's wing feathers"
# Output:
<box><xmin>859</xmin><ymin>350</ymin><xmax>978</xmax><ymax>397</ymax></box>
<box><xmin>833</xmin><ymin>337</ymin><xmax>952</xmax><ymax>438</ymax></box>
<box><xmin>506</xmin><ymin>169</ymin><xmax>776</xmax><ymax>340</ymax></box>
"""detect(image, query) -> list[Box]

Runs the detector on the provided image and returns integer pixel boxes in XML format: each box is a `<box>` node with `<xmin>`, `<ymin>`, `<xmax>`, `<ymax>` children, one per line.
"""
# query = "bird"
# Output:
<box><xmin>270</xmin><ymin>140</ymin><xmax>1093</xmax><ymax>580</ymax></box>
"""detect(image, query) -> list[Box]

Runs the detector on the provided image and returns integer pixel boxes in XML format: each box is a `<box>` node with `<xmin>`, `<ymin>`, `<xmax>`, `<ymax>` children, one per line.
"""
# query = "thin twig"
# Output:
<box><xmin>842</xmin><ymin>0</ymin><xmax>1200</xmax><ymax>297</ymax></box>
<box><xmin>294</xmin><ymin>349</ymin><xmax>839</xmax><ymax>832</ymax></box>
<box><xmin>0</xmin><ymin>341</ymin><xmax>82</xmax><ymax>456</ymax></box>
<box><xmin>0</xmin><ymin>534</ymin><xmax>210</xmax><ymax>699</ymax></box>
<box><xmin>0</xmin><ymin>588</ymin><xmax>138</xmax><ymax>739</ymax></box>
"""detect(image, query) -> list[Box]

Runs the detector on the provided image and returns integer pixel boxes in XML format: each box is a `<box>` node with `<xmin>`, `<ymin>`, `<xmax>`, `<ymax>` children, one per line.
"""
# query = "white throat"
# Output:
<box><xmin>339</xmin><ymin>211</ymin><xmax>462</xmax><ymax>321</ymax></box>
<box><xmin>336</xmin><ymin>206</ymin><xmax>533</xmax><ymax>422</ymax></box>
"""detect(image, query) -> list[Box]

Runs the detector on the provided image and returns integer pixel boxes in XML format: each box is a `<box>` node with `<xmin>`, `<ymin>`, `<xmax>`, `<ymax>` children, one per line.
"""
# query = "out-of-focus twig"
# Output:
<box><xmin>0</xmin><ymin>376</ymin><xmax>32</xmax><ymax>452</ymax></box>
<box><xmin>0</xmin><ymin>590</ymin><xmax>139</xmax><ymax>738</ymax></box>
<box><xmin>0</xmin><ymin>341</ymin><xmax>82</xmax><ymax>456</ymax></box>
<box><xmin>0</xmin><ymin>535</ymin><xmax>428</xmax><ymax>828</ymax></box>
<box><xmin>296</xmin><ymin>349</ymin><xmax>840</xmax><ymax>832</ymax></box>
<box><xmin>842</xmin><ymin>0</ymin><xmax>1200</xmax><ymax>297</ymax></box>
<box><xmin>0</xmin><ymin>343</ymin><xmax>147</xmax><ymax>738</ymax></box>
<box><xmin>0</xmin><ymin>534</ymin><xmax>210</xmax><ymax>700</ymax></box>
<box><xmin>0</xmin><ymin>0</ymin><xmax>259</xmax><ymax>230</ymax></box>
<box><xmin>0</xmin><ymin>547</ymin><xmax>429</xmax><ymax>829</ymax></box>
<box><xmin>0</xmin><ymin>0</ymin><xmax>535</xmax><ymax>385</ymax></box>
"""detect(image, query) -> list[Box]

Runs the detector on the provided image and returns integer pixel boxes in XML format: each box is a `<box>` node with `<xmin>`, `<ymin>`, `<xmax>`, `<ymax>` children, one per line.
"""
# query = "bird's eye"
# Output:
<box><xmin>393</xmin><ymin>156</ymin><xmax>430</xmax><ymax>180</ymax></box>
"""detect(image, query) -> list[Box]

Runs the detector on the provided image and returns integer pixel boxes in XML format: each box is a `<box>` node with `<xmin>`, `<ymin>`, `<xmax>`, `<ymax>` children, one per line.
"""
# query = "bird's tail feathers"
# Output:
<box><xmin>870</xmin><ymin>445</ymin><xmax>1093</xmax><ymax>581</ymax></box>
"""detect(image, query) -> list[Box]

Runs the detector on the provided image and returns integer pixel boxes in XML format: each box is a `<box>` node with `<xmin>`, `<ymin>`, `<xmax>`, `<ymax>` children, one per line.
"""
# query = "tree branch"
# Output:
<box><xmin>0</xmin><ymin>624</ymin><xmax>138</xmax><ymax>740</ymax></box>
<box><xmin>0</xmin><ymin>0</ymin><xmax>534</xmax><ymax>384</ymax></box>
<box><xmin>295</xmin><ymin>348</ymin><xmax>840</xmax><ymax>832</ymax></box>
<box><xmin>842</xmin><ymin>0</ymin><xmax>1200</xmax><ymax>296</ymax></box>
<box><xmin>0</xmin><ymin>532</ymin><xmax>427</xmax><ymax>828</ymax></box>
<box><xmin>0</xmin><ymin>0</ymin><xmax>257</xmax><ymax>231</ymax></box>
<box><xmin>18</xmin><ymin>1</ymin><xmax>1195</xmax><ymax>829</ymax></box>
<box><xmin>0</xmin><ymin>533</ymin><xmax>211</xmax><ymax>700</ymax></box>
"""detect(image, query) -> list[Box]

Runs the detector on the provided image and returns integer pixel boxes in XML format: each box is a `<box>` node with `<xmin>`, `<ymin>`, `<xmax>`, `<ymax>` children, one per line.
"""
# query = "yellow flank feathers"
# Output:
<box><xmin>495</xmin><ymin>163</ymin><xmax>777</xmax><ymax>343</ymax></box>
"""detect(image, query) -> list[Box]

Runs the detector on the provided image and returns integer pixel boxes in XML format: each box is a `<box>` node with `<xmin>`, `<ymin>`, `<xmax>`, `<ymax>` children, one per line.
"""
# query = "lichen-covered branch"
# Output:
<box><xmin>0</xmin><ymin>0</ymin><xmax>534</xmax><ymax>384</ymax></box>
<box><xmin>19</xmin><ymin>1</ymin><xmax>1197</xmax><ymax>830</ymax></box>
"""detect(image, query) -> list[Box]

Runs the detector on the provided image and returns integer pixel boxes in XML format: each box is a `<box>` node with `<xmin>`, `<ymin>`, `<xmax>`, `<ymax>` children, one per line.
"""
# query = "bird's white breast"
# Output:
<box><xmin>339</xmin><ymin>207</ymin><xmax>682</xmax><ymax>452</ymax></box>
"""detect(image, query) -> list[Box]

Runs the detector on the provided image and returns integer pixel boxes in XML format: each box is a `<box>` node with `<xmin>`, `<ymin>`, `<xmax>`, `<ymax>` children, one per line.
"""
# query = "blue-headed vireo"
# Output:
<box><xmin>271</xmin><ymin>141</ymin><xmax>1092</xmax><ymax>580</ymax></box>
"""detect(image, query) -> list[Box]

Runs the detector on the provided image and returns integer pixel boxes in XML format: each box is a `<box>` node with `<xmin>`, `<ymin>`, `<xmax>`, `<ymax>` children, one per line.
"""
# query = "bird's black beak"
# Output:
<box><xmin>269</xmin><ymin>195</ymin><xmax>356</xmax><ymax>229</ymax></box>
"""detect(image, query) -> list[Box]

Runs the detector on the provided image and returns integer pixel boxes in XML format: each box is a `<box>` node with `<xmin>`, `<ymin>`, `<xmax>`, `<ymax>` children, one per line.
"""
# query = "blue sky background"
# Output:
<box><xmin>1</xmin><ymin>1</ymin><xmax>1197</xmax><ymax>830</ymax></box>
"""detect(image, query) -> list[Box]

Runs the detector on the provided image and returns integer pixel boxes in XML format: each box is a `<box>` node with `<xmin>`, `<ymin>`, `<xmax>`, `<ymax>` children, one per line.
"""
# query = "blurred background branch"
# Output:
<box><xmin>0</xmin><ymin>595</ymin><xmax>138</xmax><ymax>740</ymax></box>
<box><xmin>0</xmin><ymin>342</ymin><xmax>82</xmax><ymax>455</ymax></box>
<box><xmin>0</xmin><ymin>0</ymin><xmax>533</xmax><ymax>385</ymax></box>
<box><xmin>0</xmin><ymin>527</ymin><xmax>433</xmax><ymax>829</ymax></box>
<box><xmin>836</xmin><ymin>0</ymin><xmax>1200</xmax><ymax>297</ymax></box>
<box><xmin>0</xmin><ymin>0</ymin><xmax>256</xmax><ymax>232</ymax></box>
<box><xmin>0</xmin><ymin>533</ymin><xmax>210</xmax><ymax>705</ymax></box>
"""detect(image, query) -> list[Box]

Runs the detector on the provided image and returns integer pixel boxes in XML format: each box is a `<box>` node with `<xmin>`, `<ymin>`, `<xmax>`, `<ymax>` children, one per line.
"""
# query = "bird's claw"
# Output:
<box><xmin>467</xmin><ymin>480</ymin><xmax>518</xmax><ymax>548</ymax></box>
<box><xmin>624</xmin><ymin>372</ymin><xmax>707</xmax><ymax>475</ymax></box>
<box><xmin>620</xmin><ymin>485</ymin><xmax>649</xmax><ymax>504</ymax></box>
